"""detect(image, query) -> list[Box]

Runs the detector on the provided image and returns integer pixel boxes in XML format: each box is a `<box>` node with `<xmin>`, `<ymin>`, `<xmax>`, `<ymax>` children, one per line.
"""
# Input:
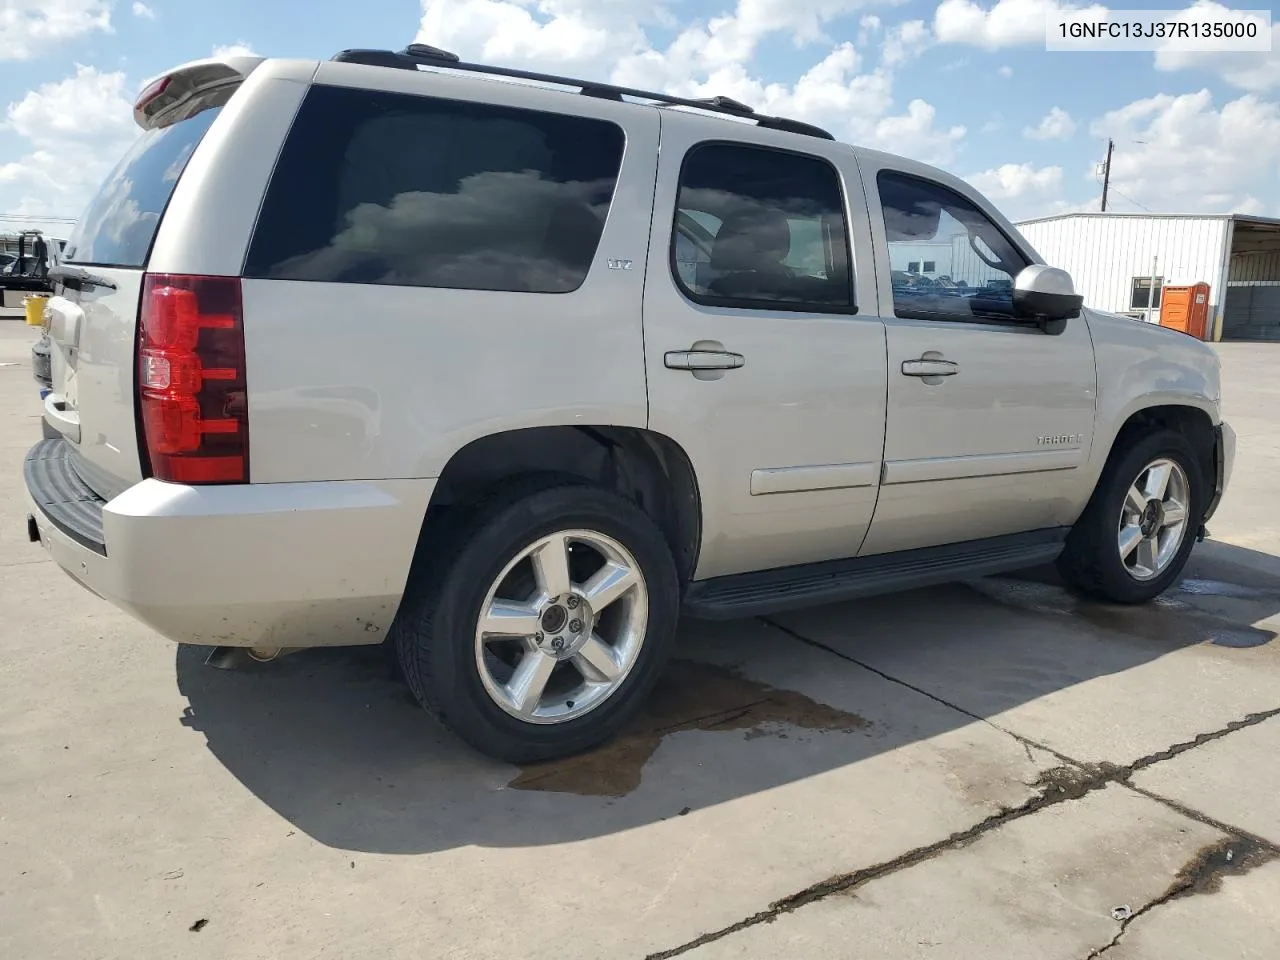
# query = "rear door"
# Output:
<box><xmin>643</xmin><ymin>114</ymin><xmax>888</xmax><ymax>581</ymax></box>
<box><xmin>41</xmin><ymin>65</ymin><xmax>256</xmax><ymax>499</ymax></box>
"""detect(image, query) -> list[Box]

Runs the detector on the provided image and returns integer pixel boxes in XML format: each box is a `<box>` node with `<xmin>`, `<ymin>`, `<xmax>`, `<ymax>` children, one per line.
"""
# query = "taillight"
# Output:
<box><xmin>137</xmin><ymin>274</ymin><xmax>248</xmax><ymax>484</ymax></box>
<box><xmin>135</xmin><ymin>75</ymin><xmax>171</xmax><ymax>114</ymax></box>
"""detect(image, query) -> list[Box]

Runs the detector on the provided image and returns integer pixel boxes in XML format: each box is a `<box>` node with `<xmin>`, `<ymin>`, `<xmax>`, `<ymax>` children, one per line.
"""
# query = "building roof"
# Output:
<box><xmin>1016</xmin><ymin>212</ymin><xmax>1280</xmax><ymax>228</ymax></box>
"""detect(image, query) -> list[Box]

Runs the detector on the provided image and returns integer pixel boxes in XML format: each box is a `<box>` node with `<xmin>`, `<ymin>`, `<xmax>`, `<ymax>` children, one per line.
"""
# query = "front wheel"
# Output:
<box><xmin>393</xmin><ymin>483</ymin><xmax>680</xmax><ymax>763</ymax></box>
<box><xmin>1057</xmin><ymin>428</ymin><xmax>1204</xmax><ymax>604</ymax></box>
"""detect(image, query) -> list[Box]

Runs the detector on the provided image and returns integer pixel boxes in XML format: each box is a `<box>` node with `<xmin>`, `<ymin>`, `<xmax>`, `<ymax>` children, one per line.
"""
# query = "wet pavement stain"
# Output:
<box><xmin>1205</xmin><ymin>631</ymin><xmax>1274</xmax><ymax>649</ymax></box>
<box><xmin>1165</xmin><ymin>836</ymin><xmax>1279</xmax><ymax>899</ymax></box>
<box><xmin>967</xmin><ymin>576</ymin><xmax>1277</xmax><ymax>650</ymax></box>
<box><xmin>1177</xmin><ymin>578</ymin><xmax>1278</xmax><ymax>601</ymax></box>
<box><xmin>508</xmin><ymin>659</ymin><xmax>871</xmax><ymax>798</ymax></box>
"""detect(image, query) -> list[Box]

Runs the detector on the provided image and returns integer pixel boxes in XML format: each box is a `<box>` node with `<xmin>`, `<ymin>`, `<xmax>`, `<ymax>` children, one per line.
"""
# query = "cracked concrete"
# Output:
<box><xmin>651</xmin><ymin>709</ymin><xmax>1280</xmax><ymax>960</ymax></box>
<box><xmin>1085</xmin><ymin>837</ymin><xmax>1279</xmax><ymax>959</ymax></box>
<box><xmin>1129</xmin><ymin>717</ymin><xmax>1280</xmax><ymax>846</ymax></box>
<box><xmin>2</xmin><ymin>331</ymin><xmax>1280</xmax><ymax>959</ymax></box>
<box><xmin>679</xmin><ymin>785</ymin><xmax>1231</xmax><ymax>960</ymax></box>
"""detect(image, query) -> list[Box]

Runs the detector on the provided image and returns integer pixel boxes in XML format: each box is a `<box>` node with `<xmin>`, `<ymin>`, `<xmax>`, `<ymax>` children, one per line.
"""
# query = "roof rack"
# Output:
<box><xmin>329</xmin><ymin>43</ymin><xmax>835</xmax><ymax>141</ymax></box>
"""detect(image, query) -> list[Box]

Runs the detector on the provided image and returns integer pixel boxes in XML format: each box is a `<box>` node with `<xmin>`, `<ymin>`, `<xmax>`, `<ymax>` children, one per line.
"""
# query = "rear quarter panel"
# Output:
<box><xmin>148</xmin><ymin>59</ymin><xmax>317</xmax><ymax>276</ymax></box>
<box><xmin>239</xmin><ymin>64</ymin><xmax>658</xmax><ymax>483</ymax></box>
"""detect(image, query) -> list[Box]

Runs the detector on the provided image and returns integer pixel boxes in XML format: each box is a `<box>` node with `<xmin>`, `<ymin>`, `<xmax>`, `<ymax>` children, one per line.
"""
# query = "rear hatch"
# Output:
<box><xmin>43</xmin><ymin>61</ymin><xmax>254</xmax><ymax>500</ymax></box>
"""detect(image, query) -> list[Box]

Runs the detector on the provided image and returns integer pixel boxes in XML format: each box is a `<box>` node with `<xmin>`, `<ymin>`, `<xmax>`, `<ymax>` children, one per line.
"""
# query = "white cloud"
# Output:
<box><xmin>882</xmin><ymin>19</ymin><xmax>931</xmax><ymax>66</ymax></box>
<box><xmin>873</xmin><ymin>99</ymin><xmax>967</xmax><ymax>164</ymax></box>
<box><xmin>0</xmin><ymin>64</ymin><xmax>136</xmax><ymax>226</ymax></box>
<box><xmin>416</xmin><ymin>1</ymin><xmax>967</xmax><ymax>165</ymax></box>
<box><xmin>858</xmin><ymin>13</ymin><xmax>881</xmax><ymax>45</ymax></box>
<box><xmin>998</xmin><ymin>64</ymin><xmax>1012</xmax><ymax>77</ymax></box>
<box><xmin>1090</xmin><ymin>89</ymin><xmax>1280</xmax><ymax>213</ymax></box>
<box><xmin>967</xmin><ymin>162</ymin><xmax>1063</xmax><ymax>201</ymax></box>
<box><xmin>131</xmin><ymin>1</ymin><xmax>155</xmax><ymax>18</ymax></box>
<box><xmin>933</xmin><ymin>0</ymin><xmax>1108</xmax><ymax>49</ymax></box>
<box><xmin>212</xmin><ymin>40</ymin><xmax>258</xmax><ymax>58</ymax></box>
<box><xmin>5</xmin><ymin>64</ymin><xmax>134</xmax><ymax>145</ymax></box>
<box><xmin>1024</xmin><ymin>105</ymin><xmax>1076</xmax><ymax>140</ymax></box>
<box><xmin>1153</xmin><ymin>2</ymin><xmax>1280</xmax><ymax>91</ymax></box>
<box><xmin>0</xmin><ymin>0</ymin><xmax>113</xmax><ymax>60</ymax></box>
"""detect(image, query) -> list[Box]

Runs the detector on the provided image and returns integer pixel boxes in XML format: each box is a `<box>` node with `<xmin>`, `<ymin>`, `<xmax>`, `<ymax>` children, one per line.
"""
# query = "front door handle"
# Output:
<box><xmin>901</xmin><ymin>358</ymin><xmax>959</xmax><ymax>378</ymax></box>
<box><xmin>665</xmin><ymin>349</ymin><xmax>745</xmax><ymax>372</ymax></box>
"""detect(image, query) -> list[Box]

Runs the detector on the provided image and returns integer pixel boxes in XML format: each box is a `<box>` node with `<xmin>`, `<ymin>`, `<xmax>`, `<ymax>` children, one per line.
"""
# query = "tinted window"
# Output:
<box><xmin>63</xmin><ymin>100</ymin><xmax>224</xmax><ymax>267</ymax></box>
<box><xmin>1131</xmin><ymin>276</ymin><xmax>1163</xmax><ymax>309</ymax></box>
<box><xmin>244</xmin><ymin>86</ymin><xmax>625</xmax><ymax>294</ymax></box>
<box><xmin>878</xmin><ymin>171</ymin><xmax>1029</xmax><ymax>322</ymax></box>
<box><xmin>671</xmin><ymin>142</ymin><xmax>853</xmax><ymax>312</ymax></box>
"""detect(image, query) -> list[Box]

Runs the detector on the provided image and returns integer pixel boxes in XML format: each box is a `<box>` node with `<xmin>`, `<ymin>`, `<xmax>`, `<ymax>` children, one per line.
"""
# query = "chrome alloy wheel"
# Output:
<box><xmin>1117</xmin><ymin>457</ymin><xmax>1190</xmax><ymax>582</ymax></box>
<box><xmin>474</xmin><ymin>529</ymin><xmax>649</xmax><ymax>724</ymax></box>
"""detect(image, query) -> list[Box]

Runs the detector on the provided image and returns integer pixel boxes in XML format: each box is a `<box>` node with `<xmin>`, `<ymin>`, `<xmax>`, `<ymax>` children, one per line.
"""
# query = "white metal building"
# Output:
<box><xmin>1014</xmin><ymin>213</ymin><xmax>1280</xmax><ymax>342</ymax></box>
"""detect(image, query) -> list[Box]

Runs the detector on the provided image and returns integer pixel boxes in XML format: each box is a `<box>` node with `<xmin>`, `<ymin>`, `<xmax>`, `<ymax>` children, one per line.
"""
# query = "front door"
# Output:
<box><xmin>643</xmin><ymin>114</ymin><xmax>888</xmax><ymax>580</ymax></box>
<box><xmin>857</xmin><ymin>163</ymin><xmax>1097</xmax><ymax>556</ymax></box>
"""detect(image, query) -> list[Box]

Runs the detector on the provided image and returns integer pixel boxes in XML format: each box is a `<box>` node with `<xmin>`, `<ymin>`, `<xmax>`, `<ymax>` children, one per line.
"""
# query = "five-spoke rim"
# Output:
<box><xmin>1117</xmin><ymin>457</ymin><xmax>1190</xmax><ymax>582</ymax></box>
<box><xmin>474</xmin><ymin>529</ymin><xmax>648</xmax><ymax>725</ymax></box>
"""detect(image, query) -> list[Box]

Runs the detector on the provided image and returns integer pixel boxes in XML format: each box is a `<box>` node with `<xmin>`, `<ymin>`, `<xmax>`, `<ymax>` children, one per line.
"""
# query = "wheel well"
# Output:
<box><xmin>427</xmin><ymin>426</ymin><xmax>702</xmax><ymax>583</ymax></box>
<box><xmin>1110</xmin><ymin>404</ymin><xmax>1215</xmax><ymax>489</ymax></box>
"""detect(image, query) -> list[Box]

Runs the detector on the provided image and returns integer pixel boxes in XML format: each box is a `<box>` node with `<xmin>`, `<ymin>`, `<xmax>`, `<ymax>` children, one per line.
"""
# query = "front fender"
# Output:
<box><xmin>1078</xmin><ymin>308</ymin><xmax>1222</xmax><ymax>497</ymax></box>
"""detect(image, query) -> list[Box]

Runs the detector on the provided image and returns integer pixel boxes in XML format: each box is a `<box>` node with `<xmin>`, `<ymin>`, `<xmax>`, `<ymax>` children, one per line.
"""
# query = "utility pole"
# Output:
<box><xmin>1100</xmin><ymin>138</ymin><xmax>1114</xmax><ymax>212</ymax></box>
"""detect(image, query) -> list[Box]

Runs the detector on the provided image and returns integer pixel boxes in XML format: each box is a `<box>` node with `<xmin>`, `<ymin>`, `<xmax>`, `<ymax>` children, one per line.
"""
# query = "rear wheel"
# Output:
<box><xmin>393</xmin><ymin>482</ymin><xmax>679</xmax><ymax>763</ymax></box>
<box><xmin>1057</xmin><ymin>428</ymin><xmax>1203</xmax><ymax>604</ymax></box>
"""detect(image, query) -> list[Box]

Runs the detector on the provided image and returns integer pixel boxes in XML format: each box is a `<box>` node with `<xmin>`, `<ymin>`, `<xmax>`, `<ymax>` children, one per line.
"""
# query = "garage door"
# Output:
<box><xmin>1223</xmin><ymin>284</ymin><xmax>1280</xmax><ymax>341</ymax></box>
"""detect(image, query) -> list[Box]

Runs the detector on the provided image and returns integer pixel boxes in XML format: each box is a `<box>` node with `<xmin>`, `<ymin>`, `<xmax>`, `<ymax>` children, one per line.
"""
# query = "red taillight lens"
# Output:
<box><xmin>138</xmin><ymin>274</ymin><xmax>248</xmax><ymax>484</ymax></box>
<box><xmin>135</xmin><ymin>75</ymin><xmax>172</xmax><ymax>114</ymax></box>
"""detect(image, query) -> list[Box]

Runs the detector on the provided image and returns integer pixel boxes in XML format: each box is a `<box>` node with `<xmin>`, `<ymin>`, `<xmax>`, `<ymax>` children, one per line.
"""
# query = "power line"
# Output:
<box><xmin>0</xmin><ymin>214</ymin><xmax>79</xmax><ymax>223</ymax></box>
<box><xmin>1116</xmin><ymin>189</ymin><xmax>1157</xmax><ymax>213</ymax></box>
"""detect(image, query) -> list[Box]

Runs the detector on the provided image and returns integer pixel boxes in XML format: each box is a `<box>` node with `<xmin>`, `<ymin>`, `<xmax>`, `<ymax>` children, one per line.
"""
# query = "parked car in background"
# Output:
<box><xmin>24</xmin><ymin>45</ymin><xmax>1235</xmax><ymax>764</ymax></box>
<box><xmin>0</xmin><ymin>230</ymin><xmax>60</xmax><ymax>320</ymax></box>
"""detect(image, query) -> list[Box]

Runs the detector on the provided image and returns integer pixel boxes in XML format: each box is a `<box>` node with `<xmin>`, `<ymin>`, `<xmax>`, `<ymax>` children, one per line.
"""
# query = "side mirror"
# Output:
<box><xmin>1013</xmin><ymin>264</ymin><xmax>1083</xmax><ymax>334</ymax></box>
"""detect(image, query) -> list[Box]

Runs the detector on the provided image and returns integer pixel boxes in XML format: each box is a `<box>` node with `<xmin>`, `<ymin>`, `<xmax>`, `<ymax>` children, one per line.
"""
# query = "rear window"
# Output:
<box><xmin>63</xmin><ymin>102</ymin><xmax>224</xmax><ymax>268</ymax></box>
<box><xmin>243</xmin><ymin>84</ymin><xmax>626</xmax><ymax>294</ymax></box>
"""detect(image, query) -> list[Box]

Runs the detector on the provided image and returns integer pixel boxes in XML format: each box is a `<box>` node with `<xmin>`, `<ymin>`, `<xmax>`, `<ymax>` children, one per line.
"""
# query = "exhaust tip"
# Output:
<box><xmin>204</xmin><ymin>646</ymin><xmax>296</xmax><ymax>670</ymax></box>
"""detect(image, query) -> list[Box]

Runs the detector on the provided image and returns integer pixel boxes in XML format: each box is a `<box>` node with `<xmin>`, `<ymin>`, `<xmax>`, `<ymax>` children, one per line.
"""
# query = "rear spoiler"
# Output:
<box><xmin>134</xmin><ymin>56</ymin><xmax>266</xmax><ymax>130</ymax></box>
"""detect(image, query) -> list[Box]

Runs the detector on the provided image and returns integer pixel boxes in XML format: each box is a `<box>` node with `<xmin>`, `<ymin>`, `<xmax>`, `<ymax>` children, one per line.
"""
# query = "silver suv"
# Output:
<box><xmin>24</xmin><ymin>44</ymin><xmax>1236</xmax><ymax>763</ymax></box>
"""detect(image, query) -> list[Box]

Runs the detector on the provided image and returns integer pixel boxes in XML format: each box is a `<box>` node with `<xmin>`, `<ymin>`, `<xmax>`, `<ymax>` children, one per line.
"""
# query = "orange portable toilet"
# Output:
<box><xmin>1159</xmin><ymin>282</ymin><xmax>1211</xmax><ymax>340</ymax></box>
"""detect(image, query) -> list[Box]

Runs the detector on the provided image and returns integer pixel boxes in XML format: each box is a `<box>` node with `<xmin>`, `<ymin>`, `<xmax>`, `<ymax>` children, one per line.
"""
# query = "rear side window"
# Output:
<box><xmin>244</xmin><ymin>85</ymin><xmax>626</xmax><ymax>294</ymax></box>
<box><xmin>670</xmin><ymin>142</ymin><xmax>854</xmax><ymax>313</ymax></box>
<box><xmin>63</xmin><ymin>102</ymin><xmax>224</xmax><ymax>268</ymax></box>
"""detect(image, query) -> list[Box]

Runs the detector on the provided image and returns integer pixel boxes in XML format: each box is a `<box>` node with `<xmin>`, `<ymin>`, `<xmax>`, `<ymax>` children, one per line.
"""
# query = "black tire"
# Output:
<box><xmin>392</xmin><ymin>481</ymin><xmax>680</xmax><ymax>764</ymax></box>
<box><xmin>1057</xmin><ymin>428</ymin><xmax>1204</xmax><ymax>604</ymax></box>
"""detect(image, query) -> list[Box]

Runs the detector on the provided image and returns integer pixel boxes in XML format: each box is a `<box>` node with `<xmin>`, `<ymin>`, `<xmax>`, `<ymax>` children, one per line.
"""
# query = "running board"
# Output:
<box><xmin>682</xmin><ymin>528</ymin><xmax>1069</xmax><ymax>620</ymax></box>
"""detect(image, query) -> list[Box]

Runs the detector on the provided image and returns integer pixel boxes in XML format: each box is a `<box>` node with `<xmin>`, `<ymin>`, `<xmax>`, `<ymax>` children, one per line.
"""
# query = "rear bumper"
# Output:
<box><xmin>25</xmin><ymin>440</ymin><xmax>433</xmax><ymax>648</ymax></box>
<box><xmin>1203</xmin><ymin>421</ymin><xmax>1236</xmax><ymax>526</ymax></box>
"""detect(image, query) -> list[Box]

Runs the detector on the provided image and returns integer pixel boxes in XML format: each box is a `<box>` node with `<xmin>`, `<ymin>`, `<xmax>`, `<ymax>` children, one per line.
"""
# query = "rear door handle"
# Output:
<box><xmin>665</xmin><ymin>350</ymin><xmax>745</xmax><ymax>371</ymax></box>
<box><xmin>901</xmin><ymin>359</ymin><xmax>959</xmax><ymax>378</ymax></box>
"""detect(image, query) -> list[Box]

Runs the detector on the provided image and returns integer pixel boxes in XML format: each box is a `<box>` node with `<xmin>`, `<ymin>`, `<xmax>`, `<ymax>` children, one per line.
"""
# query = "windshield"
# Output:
<box><xmin>62</xmin><ymin>103</ymin><xmax>223</xmax><ymax>268</ymax></box>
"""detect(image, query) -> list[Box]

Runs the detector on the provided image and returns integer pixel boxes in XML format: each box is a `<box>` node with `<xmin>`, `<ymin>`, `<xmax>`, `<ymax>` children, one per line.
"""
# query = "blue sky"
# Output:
<box><xmin>1</xmin><ymin>0</ymin><xmax>1278</xmax><ymax>240</ymax></box>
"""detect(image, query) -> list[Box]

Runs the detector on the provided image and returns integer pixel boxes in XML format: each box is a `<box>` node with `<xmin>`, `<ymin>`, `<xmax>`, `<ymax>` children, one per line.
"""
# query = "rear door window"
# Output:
<box><xmin>62</xmin><ymin>101</ymin><xmax>224</xmax><ymax>268</ymax></box>
<box><xmin>669</xmin><ymin>141</ymin><xmax>854</xmax><ymax>313</ymax></box>
<box><xmin>244</xmin><ymin>85</ymin><xmax>626</xmax><ymax>294</ymax></box>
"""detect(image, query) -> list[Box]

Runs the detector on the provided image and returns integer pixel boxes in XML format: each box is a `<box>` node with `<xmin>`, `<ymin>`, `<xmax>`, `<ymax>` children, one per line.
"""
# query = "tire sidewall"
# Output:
<box><xmin>423</xmin><ymin>486</ymin><xmax>679</xmax><ymax>759</ymax></box>
<box><xmin>1087</xmin><ymin>430</ymin><xmax>1204</xmax><ymax>601</ymax></box>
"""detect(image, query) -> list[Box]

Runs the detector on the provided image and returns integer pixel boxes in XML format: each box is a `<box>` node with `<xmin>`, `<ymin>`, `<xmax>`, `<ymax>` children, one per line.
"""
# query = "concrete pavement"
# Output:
<box><xmin>1</xmin><ymin>322</ymin><xmax>1277</xmax><ymax>959</ymax></box>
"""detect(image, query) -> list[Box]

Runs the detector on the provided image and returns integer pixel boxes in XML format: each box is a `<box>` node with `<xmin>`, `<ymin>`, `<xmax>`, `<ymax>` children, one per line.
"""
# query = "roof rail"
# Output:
<box><xmin>329</xmin><ymin>43</ymin><xmax>835</xmax><ymax>141</ymax></box>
